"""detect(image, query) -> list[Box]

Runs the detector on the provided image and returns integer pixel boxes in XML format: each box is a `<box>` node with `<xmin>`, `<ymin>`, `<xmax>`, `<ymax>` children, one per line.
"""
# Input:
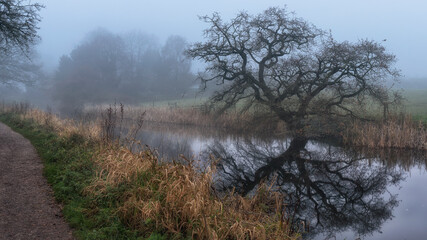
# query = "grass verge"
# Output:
<box><xmin>0</xmin><ymin>113</ymin><xmax>141</xmax><ymax>239</ymax></box>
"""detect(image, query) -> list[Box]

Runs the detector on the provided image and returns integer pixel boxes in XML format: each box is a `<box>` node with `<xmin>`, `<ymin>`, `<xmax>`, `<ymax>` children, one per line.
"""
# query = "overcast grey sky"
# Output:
<box><xmin>37</xmin><ymin>0</ymin><xmax>427</xmax><ymax>78</ymax></box>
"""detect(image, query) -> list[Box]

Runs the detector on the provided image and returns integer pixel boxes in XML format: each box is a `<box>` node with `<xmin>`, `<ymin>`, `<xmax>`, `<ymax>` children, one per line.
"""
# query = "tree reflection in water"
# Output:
<box><xmin>205</xmin><ymin>137</ymin><xmax>404</xmax><ymax>238</ymax></box>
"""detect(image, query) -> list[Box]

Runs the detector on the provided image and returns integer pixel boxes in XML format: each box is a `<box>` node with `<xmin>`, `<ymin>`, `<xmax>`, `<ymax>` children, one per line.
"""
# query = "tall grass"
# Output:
<box><xmin>88</xmin><ymin>144</ymin><xmax>299</xmax><ymax>239</ymax></box>
<box><xmin>1</xmin><ymin>102</ymin><xmax>101</xmax><ymax>140</ymax></box>
<box><xmin>343</xmin><ymin>115</ymin><xmax>427</xmax><ymax>151</ymax></box>
<box><xmin>83</xmin><ymin>103</ymin><xmax>287</xmax><ymax>136</ymax></box>
<box><xmin>106</xmin><ymin>105</ymin><xmax>287</xmax><ymax>137</ymax></box>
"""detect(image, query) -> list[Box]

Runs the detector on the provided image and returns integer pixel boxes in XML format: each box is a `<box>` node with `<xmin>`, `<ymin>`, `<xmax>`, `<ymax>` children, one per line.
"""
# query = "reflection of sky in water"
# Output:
<box><xmin>323</xmin><ymin>168</ymin><xmax>427</xmax><ymax>240</ymax></box>
<box><xmin>136</xmin><ymin>124</ymin><xmax>427</xmax><ymax>240</ymax></box>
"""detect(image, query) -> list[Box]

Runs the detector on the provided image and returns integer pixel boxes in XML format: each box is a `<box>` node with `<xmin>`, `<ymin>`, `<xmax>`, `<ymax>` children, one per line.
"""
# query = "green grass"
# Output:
<box><xmin>139</xmin><ymin>97</ymin><xmax>207</xmax><ymax>108</ymax></box>
<box><xmin>403</xmin><ymin>89</ymin><xmax>427</xmax><ymax>123</ymax></box>
<box><xmin>0</xmin><ymin>113</ymin><xmax>165</xmax><ymax>240</ymax></box>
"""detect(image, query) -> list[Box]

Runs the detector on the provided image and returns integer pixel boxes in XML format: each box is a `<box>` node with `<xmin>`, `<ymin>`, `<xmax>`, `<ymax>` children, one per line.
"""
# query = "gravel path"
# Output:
<box><xmin>0</xmin><ymin>122</ymin><xmax>74</xmax><ymax>240</ymax></box>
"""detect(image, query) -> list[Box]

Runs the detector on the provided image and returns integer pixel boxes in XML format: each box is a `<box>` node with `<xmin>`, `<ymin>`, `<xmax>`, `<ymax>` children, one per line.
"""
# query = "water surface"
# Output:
<box><xmin>135</xmin><ymin>122</ymin><xmax>427</xmax><ymax>240</ymax></box>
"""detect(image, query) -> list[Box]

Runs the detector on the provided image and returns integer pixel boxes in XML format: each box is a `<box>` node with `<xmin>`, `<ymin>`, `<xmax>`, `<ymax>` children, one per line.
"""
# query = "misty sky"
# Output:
<box><xmin>37</xmin><ymin>0</ymin><xmax>427</xmax><ymax>79</ymax></box>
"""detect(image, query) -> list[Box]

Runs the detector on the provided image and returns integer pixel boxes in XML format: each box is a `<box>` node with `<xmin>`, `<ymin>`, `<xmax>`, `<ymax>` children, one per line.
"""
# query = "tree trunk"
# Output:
<box><xmin>241</xmin><ymin>136</ymin><xmax>308</xmax><ymax>195</ymax></box>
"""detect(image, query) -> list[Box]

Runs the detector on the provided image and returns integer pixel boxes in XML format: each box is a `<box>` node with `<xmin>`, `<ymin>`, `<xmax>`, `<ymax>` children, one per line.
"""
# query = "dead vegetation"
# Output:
<box><xmin>84</xmin><ymin>103</ymin><xmax>287</xmax><ymax>137</ymax></box>
<box><xmin>128</xmin><ymin>105</ymin><xmax>287</xmax><ymax>136</ymax></box>
<box><xmin>343</xmin><ymin>115</ymin><xmax>427</xmax><ymax>151</ymax></box>
<box><xmin>1</xmin><ymin>102</ymin><xmax>101</xmax><ymax>140</ymax></box>
<box><xmin>87</xmin><ymin>143</ymin><xmax>300</xmax><ymax>239</ymax></box>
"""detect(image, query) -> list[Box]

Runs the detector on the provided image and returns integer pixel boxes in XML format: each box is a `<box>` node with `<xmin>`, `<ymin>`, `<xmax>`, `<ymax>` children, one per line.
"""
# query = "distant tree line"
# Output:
<box><xmin>52</xmin><ymin>29</ymin><xmax>195</xmax><ymax>113</ymax></box>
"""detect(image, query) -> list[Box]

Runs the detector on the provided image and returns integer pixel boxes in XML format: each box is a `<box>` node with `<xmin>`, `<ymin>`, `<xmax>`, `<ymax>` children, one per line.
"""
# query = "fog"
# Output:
<box><xmin>2</xmin><ymin>0</ymin><xmax>427</xmax><ymax>113</ymax></box>
<box><xmin>36</xmin><ymin>0</ymin><xmax>427</xmax><ymax>78</ymax></box>
<box><xmin>51</xmin><ymin>29</ymin><xmax>194</xmax><ymax>113</ymax></box>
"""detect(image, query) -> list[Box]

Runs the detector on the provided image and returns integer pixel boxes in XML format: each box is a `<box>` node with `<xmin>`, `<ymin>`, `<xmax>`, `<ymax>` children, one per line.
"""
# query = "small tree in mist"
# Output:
<box><xmin>52</xmin><ymin>29</ymin><xmax>127</xmax><ymax>113</ymax></box>
<box><xmin>120</xmin><ymin>31</ymin><xmax>159</xmax><ymax>100</ymax></box>
<box><xmin>120</xmin><ymin>33</ymin><xmax>194</xmax><ymax>100</ymax></box>
<box><xmin>0</xmin><ymin>46</ymin><xmax>42</xmax><ymax>86</ymax></box>
<box><xmin>159</xmin><ymin>35</ymin><xmax>194</xmax><ymax>97</ymax></box>
<box><xmin>187</xmin><ymin>7</ymin><xmax>400</xmax><ymax>139</ymax></box>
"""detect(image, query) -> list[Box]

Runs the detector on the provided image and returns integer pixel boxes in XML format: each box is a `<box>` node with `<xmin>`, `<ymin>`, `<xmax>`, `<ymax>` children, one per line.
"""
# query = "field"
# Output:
<box><xmin>136</xmin><ymin>88</ymin><xmax>427</xmax><ymax>125</ymax></box>
<box><xmin>140</xmin><ymin>97</ymin><xmax>208</xmax><ymax>108</ymax></box>
<box><xmin>403</xmin><ymin>88</ymin><xmax>427</xmax><ymax>123</ymax></box>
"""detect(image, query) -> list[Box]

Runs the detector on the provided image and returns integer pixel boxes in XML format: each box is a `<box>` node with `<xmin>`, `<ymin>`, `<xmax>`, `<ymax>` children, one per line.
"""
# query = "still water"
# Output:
<box><xmin>135</xmin><ymin>122</ymin><xmax>427</xmax><ymax>240</ymax></box>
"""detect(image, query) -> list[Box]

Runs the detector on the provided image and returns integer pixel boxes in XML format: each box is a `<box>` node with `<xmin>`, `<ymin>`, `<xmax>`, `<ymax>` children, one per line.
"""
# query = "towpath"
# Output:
<box><xmin>0</xmin><ymin>122</ymin><xmax>73</xmax><ymax>240</ymax></box>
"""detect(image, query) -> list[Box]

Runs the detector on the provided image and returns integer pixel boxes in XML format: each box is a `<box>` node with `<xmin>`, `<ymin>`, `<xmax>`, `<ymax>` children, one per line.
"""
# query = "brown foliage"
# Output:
<box><xmin>87</xmin><ymin>143</ymin><xmax>300</xmax><ymax>239</ymax></box>
<box><xmin>343</xmin><ymin>115</ymin><xmax>427</xmax><ymax>151</ymax></box>
<box><xmin>127</xmin><ymin>106</ymin><xmax>287</xmax><ymax>137</ymax></box>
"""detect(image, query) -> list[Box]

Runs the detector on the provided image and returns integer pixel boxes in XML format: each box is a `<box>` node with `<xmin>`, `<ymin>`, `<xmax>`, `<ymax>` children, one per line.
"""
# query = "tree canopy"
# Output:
<box><xmin>187</xmin><ymin>7</ymin><xmax>400</xmax><ymax>137</ymax></box>
<box><xmin>0</xmin><ymin>0</ymin><xmax>43</xmax><ymax>85</ymax></box>
<box><xmin>0</xmin><ymin>0</ymin><xmax>43</xmax><ymax>55</ymax></box>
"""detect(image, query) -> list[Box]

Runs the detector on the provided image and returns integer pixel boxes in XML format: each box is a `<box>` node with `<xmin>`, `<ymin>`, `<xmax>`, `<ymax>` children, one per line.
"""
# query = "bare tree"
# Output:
<box><xmin>160</xmin><ymin>35</ymin><xmax>193</xmax><ymax>97</ymax></box>
<box><xmin>0</xmin><ymin>0</ymin><xmax>43</xmax><ymax>55</ymax></box>
<box><xmin>0</xmin><ymin>46</ymin><xmax>41</xmax><ymax>85</ymax></box>
<box><xmin>187</xmin><ymin>7</ymin><xmax>400</xmax><ymax>137</ymax></box>
<box><xmin>0</xmin><ymin>0</ymin><xmax>43</xmax><ymax>86</ymax></box>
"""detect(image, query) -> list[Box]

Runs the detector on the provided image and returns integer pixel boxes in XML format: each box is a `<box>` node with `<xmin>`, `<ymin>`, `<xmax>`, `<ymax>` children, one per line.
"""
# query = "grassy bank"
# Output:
<box><xmin>86</xmin><ymin>100</ymin><xmax>427</xmax><ymax>151</ymax></box>
<box><xmin>142</xmin><ymin>91</ymin><xmax>427</xmax><ymax>150</ymax></box>
<box><xmin>0</xmin><ymin>107</ymin><xmax>300</xmax><ymax>240</ymax></box>
<box><xmin>0</xmin><ymin>113</ymin><xmax>140</xmax><ymax>239</ymax></box>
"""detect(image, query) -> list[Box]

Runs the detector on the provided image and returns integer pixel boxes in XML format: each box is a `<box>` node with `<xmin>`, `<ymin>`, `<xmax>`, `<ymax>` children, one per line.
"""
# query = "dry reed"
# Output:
<box><xmin>116</xmin><ymin>105</ymin><xmax>287</xmax><ymax>136</ymax></box>
<box><xmin>1</xmin><ymin>104</ymin><xmax>101</xmax><ymax>140</ymax></box>
<box><xmin>87</xmin><ymin>143</ymin><xmax>300</xmax><ymax>240</ymax></box>
<box><xmin>343</xmin><ymin>115</ymin><xmax>427</xmax><ymax>151</ymax></box>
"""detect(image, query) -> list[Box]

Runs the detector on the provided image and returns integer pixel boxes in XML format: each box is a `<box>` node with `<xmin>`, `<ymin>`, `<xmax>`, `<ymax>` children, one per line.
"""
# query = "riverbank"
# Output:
<box><xmin>84</xmin><ymin>103</ymin><xmax>288</xmax><ymax>137</ymax></box>
<box><xmin>342</xmin><ymin>116</ymin><xmax>427</xmax><ymax>151</ymax></box>
<box><xmin>0</xmin><ymin>107</ymin><xmax>301</xmax><ymax>240</ymax></box>
<box><xmin>86</xmin><ymin>103</ymin><xmax>427</xmax><ymax>152</ymax></box>
<box><xmin>0</xmin><ymin>113</ymin><xmax>131</xmax><ymax>239</ymax></box>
